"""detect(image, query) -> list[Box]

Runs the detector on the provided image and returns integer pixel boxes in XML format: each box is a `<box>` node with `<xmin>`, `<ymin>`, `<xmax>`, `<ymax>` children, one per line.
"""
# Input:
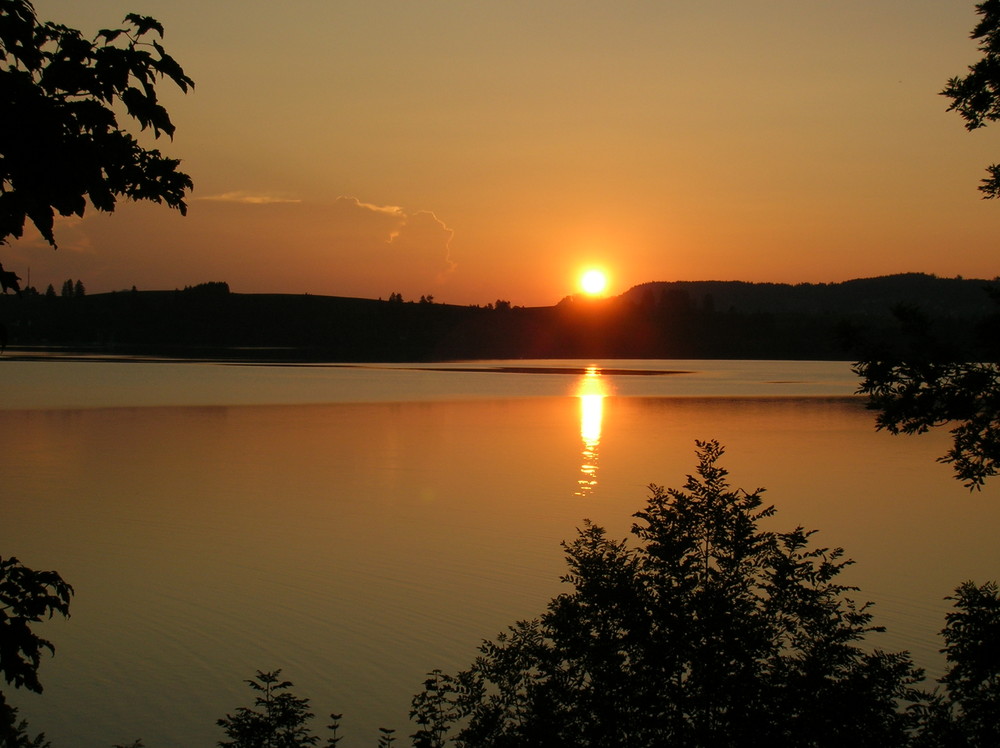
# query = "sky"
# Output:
<box><xmin>6</xmin><ymin>1</ymin><xmax>1000</xmax><ymax>306</ymax></box>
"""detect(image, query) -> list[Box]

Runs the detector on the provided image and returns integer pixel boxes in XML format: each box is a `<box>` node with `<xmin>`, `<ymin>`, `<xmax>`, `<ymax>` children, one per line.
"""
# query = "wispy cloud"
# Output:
<box><xmin>198</xmin><ymin>191</ymin><xmax>302</xmax><ymax>205</ymax></box>
<box><xmin>338</xmin><ymin>196</ymin><xmax>404</xmax><ymax>216</ymax></box>
<box><xmin>326</xmin><ymin>196</ymin><xmax>458</xmax><ymax>288</ymax></box>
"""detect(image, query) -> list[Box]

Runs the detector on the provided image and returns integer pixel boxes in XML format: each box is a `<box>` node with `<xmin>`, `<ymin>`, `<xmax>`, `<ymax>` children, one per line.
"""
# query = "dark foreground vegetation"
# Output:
<box><xmin>3</xmin><ymin>443</ymin><xmax>998</xmax><ymax>747</ymax></box>
<box><xmin>1</xmin><ymin>273</ymin><xmax>998</xmax><ymax>362</ymax></box>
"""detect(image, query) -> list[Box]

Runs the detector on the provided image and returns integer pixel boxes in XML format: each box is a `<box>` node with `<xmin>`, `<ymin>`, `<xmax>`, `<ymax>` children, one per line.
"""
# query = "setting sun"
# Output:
<box><xmin>580</xmin><ymin>269</ymin><xmax>608</xmax><ymax>296</ymax></box>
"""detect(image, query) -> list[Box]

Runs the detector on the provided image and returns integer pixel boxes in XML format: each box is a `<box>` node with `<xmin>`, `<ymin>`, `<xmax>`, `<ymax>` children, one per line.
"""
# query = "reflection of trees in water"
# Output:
<box><xmin>575</xmin><ymin>367</ymin><xmax>608</xmax><ymax>497</ymax></box>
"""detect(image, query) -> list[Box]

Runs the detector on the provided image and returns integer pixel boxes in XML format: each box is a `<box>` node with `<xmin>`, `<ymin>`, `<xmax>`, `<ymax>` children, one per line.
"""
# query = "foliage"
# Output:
<box><xmin>0</xmin><ymin>693</ymin><xmax>50</xmax><ymax>747</ymax></box>
<box><xmin>942</xmin><ymin>1</ymin><xmax>1000</xmax><ymax>197</ymax></box>
<box><xmin>324</xmin><ymin>714</ymin><xmax>342</xmax><ymax>747</ymax></box>
<box><xmin>0</xmin><ymin>556</ymin><xmax>72</xmax><ymax>695</ymax></box>
<box><xmin>0</xmin><ymin>0</ymin><xmax>194</xmax><ymax>247</ymax></box>
<box><xmin>217</xmin><ymin>670</ymin><xmax>318</xmax><ymax>748</ymax></box>
<box><xmin>854</xmin><ymin>295</ymin><xmax>1000</xmax><ymax>489</ymax></box>
<box><xmin>409</xmin><ymin>670</ymin><xmax>457</xmax><ymax>748</ymax></box>
<box><xmin>410</xmin><ymin>441</ymin><xmax>926</xmax><ymax>747</ymax></box>
<box><xmin>0</xmin><ymin>557</ymin><xmax>69</xmax><ymax>748</ymax></box>
<box><xmin>912</xmin><ymin>581</ymin><xmax>1000</xmax><ymax>747</ymax></box>
<box><xmin>856</xmin><ymin>358</ymin><xmax>1000</xmax><ymax>489</ymax></box>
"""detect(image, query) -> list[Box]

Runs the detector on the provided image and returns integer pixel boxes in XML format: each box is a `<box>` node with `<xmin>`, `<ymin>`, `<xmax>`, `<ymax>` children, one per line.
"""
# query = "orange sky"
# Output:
<box><xmin>7</xmin><ymin>1</ymin><xmax>999</xmax><ymax>306</ymax></box>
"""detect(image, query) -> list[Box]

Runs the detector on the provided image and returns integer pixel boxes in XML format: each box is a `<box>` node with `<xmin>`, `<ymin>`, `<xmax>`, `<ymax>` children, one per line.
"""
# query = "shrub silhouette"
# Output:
<box><xmin>412</xmin><ymin>441</ymin><xmax>927</xmax><ymax>747</ymax></box>
<box><xmin>217</xmin><ymin>670</ymin><xmax>319</xmax><ymax>748</ymax></box>
<box><xmin>912</xmin><ymin>581</ymin><xmax>1000</xmax><ymax>747</ymax></box>
<box><xmin>0</xmin><ymin>555</ymin><xmax>72</xmax><ymax>747</ymax></box>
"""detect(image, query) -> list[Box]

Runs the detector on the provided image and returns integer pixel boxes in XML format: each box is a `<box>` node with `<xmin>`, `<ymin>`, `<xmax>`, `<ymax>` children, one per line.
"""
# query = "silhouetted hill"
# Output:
<box><xmin>1</xmin><ymin>273</ymin><xmax>996</xmax><ymax>361</ymax></box>
<box><xmin>622</xmin><ymin>274</ymin><xmax>999</xmax><ymax>318</ymax></box>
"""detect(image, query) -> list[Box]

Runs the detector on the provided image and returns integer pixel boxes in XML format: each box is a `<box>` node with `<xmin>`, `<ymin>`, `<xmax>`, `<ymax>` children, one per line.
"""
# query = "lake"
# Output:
<box><xmin>1</xmin><ymin>357</ymin><xmax>997</xmax><ymax>747</ymax></box>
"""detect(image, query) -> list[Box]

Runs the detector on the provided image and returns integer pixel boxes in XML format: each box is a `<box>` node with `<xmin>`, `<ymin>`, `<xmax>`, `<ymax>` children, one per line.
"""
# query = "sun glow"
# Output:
<box><xmin>579</xmin><ymin>269</ymin><xmax>608</xmax><ymax>296</ymax></box>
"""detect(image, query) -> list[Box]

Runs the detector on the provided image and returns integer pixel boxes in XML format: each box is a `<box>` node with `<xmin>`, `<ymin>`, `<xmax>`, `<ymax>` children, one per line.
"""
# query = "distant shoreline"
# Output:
<box><xmin>1</xmin><ymin>274</ymin><xmax>994</xmax><ymax>362</ymax></box>
<box><xmin>0</xmin><ymin>347</ymin><xmax>845</xmax><ymax>370</ymax></box>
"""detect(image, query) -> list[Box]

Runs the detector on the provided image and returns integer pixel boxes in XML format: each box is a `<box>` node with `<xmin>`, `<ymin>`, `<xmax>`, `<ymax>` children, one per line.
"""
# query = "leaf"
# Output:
<box><xmin>123</xmin><ymin>14</ymin><xmax>164</xmax><ymax>39</ymax></box>
<box><xmin>151</xmin><ymin>41</ymin><xmax>193</xmax><ymax>91</ymax></box>
<box><xmin>96</xmin><ymin>28</ymin><xmax>123</xmax><ymax>44</ymax></box>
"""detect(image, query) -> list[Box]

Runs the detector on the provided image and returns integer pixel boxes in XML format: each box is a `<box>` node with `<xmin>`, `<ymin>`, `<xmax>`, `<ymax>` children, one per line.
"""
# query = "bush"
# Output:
<box><xmin>412</xmin><ymin>441</ymin><xmax>927</xmax><ymax>747</ymax></box>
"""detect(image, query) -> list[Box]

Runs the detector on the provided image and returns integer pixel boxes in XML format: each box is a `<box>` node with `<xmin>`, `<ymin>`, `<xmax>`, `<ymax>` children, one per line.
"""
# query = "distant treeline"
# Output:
<box><xmin>0</xmin><ymin>273</ymin><xmax>997</xmax><ymax>361</ymax></box>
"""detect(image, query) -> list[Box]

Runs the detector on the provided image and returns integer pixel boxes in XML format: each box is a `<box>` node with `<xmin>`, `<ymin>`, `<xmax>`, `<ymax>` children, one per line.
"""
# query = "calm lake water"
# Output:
<box><xmin>1</xmin><ymin>358</ymin><xmax>997</xmax><ymax>747</ymax></box>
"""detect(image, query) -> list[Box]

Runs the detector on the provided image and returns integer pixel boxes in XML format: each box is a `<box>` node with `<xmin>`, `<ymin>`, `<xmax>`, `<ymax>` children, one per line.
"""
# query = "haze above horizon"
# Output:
<box><xmin>8</xmin><ymin>1</ymin><xmax>999</xmax><ymax>307</ymax></box>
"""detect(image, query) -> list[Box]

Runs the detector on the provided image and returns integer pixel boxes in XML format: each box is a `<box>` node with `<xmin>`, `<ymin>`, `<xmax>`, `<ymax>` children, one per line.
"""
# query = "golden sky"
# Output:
<box><xmin>8</xmin><ymin>1</ymin><xmax>999</xmax><ymax>306</ymax></box>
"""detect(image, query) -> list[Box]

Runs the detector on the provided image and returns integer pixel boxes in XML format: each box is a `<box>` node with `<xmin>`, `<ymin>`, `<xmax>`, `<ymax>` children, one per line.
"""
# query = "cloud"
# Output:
<box><xmin>324</xmin><ymin>196</ymin><xmax>458</xmax><ymax>291</ymax></box>
<box><xmin>338</xmin><ymin>196</ymin><xmax>404</xmax><ymax>217</ymax></box>
<box><xmin>197</xmin><ymin>191</ymin><xmax>302</xmax><ymax>205</ymax></box>
<box><xmin>388</xmin><ymin>209</ymin><xmax>457</xmax><ymax>277</ymax></box>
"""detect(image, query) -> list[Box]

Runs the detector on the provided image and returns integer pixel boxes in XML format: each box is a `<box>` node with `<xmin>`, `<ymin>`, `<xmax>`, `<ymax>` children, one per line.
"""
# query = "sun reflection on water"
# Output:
<box><xmin>575</xmin><ymin>367</ymin><xmax>609</xmax><ymax>496</ymax></box>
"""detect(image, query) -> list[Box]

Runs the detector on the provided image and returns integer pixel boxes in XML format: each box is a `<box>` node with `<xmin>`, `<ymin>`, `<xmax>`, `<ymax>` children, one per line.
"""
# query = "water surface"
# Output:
<box><xmin>1</xmin><ymin>359</ymin><xmax>996</xmax><ymax>747</ymax></box>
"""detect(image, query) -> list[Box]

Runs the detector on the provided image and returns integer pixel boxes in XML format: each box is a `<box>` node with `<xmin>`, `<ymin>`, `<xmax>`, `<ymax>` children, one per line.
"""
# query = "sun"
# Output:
<box><xmin>580</xmin><ymin>269</ymin><xmax>608</xmax><ymax>296</ymax></box>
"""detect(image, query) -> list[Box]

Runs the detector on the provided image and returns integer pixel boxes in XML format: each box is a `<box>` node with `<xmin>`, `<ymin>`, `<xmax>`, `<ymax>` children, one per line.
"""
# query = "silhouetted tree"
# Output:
<box><xmin>43</xmin><ymin>284</ymin><xmax>53</xmax><ymax>299</ymax></box>
<box><xmin>409</xmin><ymin>670</ymin><xmax>455</xmax><ymax>748</ymax></box>
<box><xmin>0</xmin><ymin>0</ymin><xmax>194</xmax><ymax>247</ymax></box>
<box><xmin>942</xmin><ymin>1</ymin><xmax>1000</xmax><ymax>197</ymax></box>
<box><xmin>411</xmin><ymin>441</ymin><xmax>926</xmax><ymax>747</ymax></box>
<box><xmin>0</xmin><ymin>701</ymin><xmax>50</xmax><ymax>747</ymax></box>
<box><xmin>857</xmin><ymin>357</ymin><xmax>1000</xmax><ymax>489</ymax></box>
<box><xmin>324</xmin><ymin>714</ymin><xmax>342</xmax><ymax>747</ymax></box>
<box><xmin>217</xmin><ymin>670</ymin><xmax>318</xmax><ymax>748</ymax></box>
<box><xmin>854</xmin><ymin>294</ymin><xmax>1000</xmax><ymax>489</ymax></box>
<box><xmin>0</xmin><ymin>556</ymin><xmax>72</xmax><ymax>747</ymax></box>
<box><xmin>0</xmin><ymin>557</ymin><xmax>72</xmax><ymax>695</ymax></box>
<box><xmin>58</xmin><ymin>280</ymin><xmax>71</xmax><ymax>298</ymax></box>
<box><xmin>72</xmin><ymin>279</ymin><xmax>84</xmax><ymax>297</ymax></box>
<box><xmin>912</xmin><ymin>581</ymin><xmax>1000</xmax><ymax>747</ymax></box>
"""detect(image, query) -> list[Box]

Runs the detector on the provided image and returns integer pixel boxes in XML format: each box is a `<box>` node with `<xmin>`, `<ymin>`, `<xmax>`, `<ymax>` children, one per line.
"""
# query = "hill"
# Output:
<box><xmin>1</xmin><ymin>273</ymin><xmax>996</xmax><ymax>361</ymax></box>
<box><xmin>622</xmin><ymin>274</ymin><xmax>998</xmax><ymax>318</ymax></box>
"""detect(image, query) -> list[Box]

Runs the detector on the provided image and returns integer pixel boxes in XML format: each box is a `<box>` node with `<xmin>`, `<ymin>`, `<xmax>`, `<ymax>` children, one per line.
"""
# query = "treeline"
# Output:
<box><xmin>0</xmin><ymin>274</ymin><xmax>996</xmax><ymax>361</ymax></box>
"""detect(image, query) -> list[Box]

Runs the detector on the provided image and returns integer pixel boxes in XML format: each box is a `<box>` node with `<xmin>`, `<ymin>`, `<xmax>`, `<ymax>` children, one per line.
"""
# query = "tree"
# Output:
<box><xmin>856</xmin><ymin>357</ymin><xmax>1000</xmax><ymax>489</ymax></box>
<box><xmin>72</xmin><ymin>279</ymin><xmax>84</xmax><ymax>297</ymax></box>
<box><xmin>851</xmin><ymin>5</ymin><xmax>1000</xmax><ymax>482</ymax></box>
<box><xmin>912</xmin><ymin>581</ymin><xmax>1000</xmax><ymax>747</ymax></box>
<box><xmin>942</xmin><ymin>1</ymin><xmax>1000</xmax><ymax>197</ymax></box>
<box><xmin>0</xmin><ymin>556</ymin><xmax>72</xmax><ymax>747</ymax></box>
<box><xmin>0</xmin><ymin>0</ymin><xmax>194</xmax><ymax>247</ymax></box>
<box><xmin>0</xmin><ymin>701</ymin><xmax>50</xmax><ymax>747</ymax></box>
<box><xmin>409</xmin><ymin>670</ymin><xmax>457</xmax><ymax>748</ymax></box>
<box><xmin>58</xmin><ymin>279</ymin><xmax>71</xmax><ymax>298</ymax></box>
<box><xmin>217</xmin><ymin>670</ymin><xmax>319</xmax><ymax>748</ymax></box>
<box><xmin>854</xmin><ymin>296</ymin><xmax>1000</xmax><ymax>489</ymax></box>
<box><xmin>0</xmin><ymin>556</ymin><xmax>72</xmax><ymax>695</ymax></box>
<box><xmin>412</xmin><ymin>442</ymin><xmax>926</xmax><ymax>747</ymax></box>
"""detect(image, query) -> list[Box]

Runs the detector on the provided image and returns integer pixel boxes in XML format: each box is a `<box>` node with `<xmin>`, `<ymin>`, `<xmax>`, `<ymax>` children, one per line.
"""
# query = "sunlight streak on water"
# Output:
<box><xmin>575</xmin><ymin>367</ymin><xmax>610</xmax><ymax>496</ymax></box>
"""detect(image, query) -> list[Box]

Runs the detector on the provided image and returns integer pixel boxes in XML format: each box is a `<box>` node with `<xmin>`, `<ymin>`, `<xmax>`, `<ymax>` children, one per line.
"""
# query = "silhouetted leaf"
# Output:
<box><xmin>0</xmin><ymin>3</ymin><xmax>193</xmax><ymax>246</ymax></box>
<box><xmin>123</xmin><ymin>14</ymin><xmax>163</xmax><ymax>39</ymax></box>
